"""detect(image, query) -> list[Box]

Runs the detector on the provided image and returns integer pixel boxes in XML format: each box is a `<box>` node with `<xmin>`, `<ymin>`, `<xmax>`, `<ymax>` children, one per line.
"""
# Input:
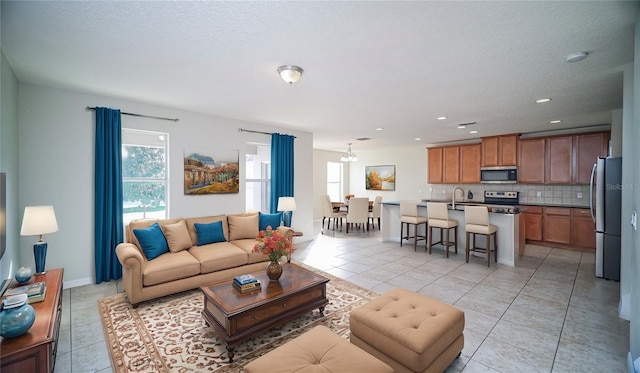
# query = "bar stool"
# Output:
<box><xmin>400</xmin><ymin>201</ymin><xmax>427</xmax><ymax>251</ymax></box>
<box><xmin>426</xmin><ymin>202</ymin><xmax>458</xmax><ymax>257</ymax></box>
<box><xmin>464</xmin><ymin>206</ymin><xmax>497</xmax><ymax>267</ymax></box>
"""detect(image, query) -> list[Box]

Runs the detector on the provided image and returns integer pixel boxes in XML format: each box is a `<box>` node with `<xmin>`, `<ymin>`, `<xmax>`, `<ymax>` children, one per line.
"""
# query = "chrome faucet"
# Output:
<box><xmin>452</xmin><ymin>186</ymin><xmax>464</xmax><ymax>210</ymax></box>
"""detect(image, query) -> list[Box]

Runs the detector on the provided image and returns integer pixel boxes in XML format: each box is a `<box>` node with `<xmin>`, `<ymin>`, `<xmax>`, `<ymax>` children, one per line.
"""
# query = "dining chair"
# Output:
<box><xmin>464</xmin><ymin>205</ymin><xmax>498</xmax><ymax>267</ymax></box>
<box><xmin>322</xmin><ymin>195</ymin><xmax>346</xmax><ymax>232</ymax></box>
<box><xmin>400</xmin><ymin>201</ymin><xmax>428</xmax><ymax>251</ymax></box>
<box><xmin>369</xmin><ymin>196</ymin><xmax>383</xmax><ymax>230</ymax></box>
<box><xmin>346</xmin><ymin>198</ymin><xmax>370</xmax><ymax>233</ymax></box>
<box><xmin>426</xmin><ymin>202</ymin><xmax>458</xmax><ymax>257</ymax></box>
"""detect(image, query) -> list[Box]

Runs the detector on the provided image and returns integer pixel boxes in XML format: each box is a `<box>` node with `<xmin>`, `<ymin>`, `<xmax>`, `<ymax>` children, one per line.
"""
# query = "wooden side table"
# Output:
<box><xmin>1</xmin><ymin>268</ymin><xmax>64</xmax><ymax>373</ymax></box>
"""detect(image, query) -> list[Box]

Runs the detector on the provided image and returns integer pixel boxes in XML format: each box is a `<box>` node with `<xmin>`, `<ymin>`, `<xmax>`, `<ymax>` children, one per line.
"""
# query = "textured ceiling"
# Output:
<box><xmin>2</xmin><ymin>1</ymin><xmax>637</xmax><ymax>152</ymax></box>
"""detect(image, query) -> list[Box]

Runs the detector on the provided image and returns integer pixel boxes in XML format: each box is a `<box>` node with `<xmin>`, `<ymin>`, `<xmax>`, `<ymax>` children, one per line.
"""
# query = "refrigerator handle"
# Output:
<box><xmin>590</xmin><ymin>163</ymin><xmax>597</xmax><ymax>222</ymax></box>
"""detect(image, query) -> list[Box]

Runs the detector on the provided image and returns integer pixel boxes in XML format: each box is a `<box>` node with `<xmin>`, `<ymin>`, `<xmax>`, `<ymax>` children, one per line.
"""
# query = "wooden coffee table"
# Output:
<box><xmin>200</xmin><ymin>263</ymin><xmax>329</xmax><ymax>363</ymax></box>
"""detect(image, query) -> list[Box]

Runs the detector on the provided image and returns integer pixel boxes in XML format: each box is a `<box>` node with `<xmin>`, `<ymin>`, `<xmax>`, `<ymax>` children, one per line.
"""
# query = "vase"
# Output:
<box><xmin>15</xmin><ymin>267</ymin><xmax>33</xmax><ymax>284</ymax></box>
<box><xmin>266</xmin><ymin>260</ymin><xmax>283</xmax><ymax>282</ymax></box>
<box><xmin>0</xmin><ymin>298</ymin><xmax>36</xmax><ymax>338</ymax></box>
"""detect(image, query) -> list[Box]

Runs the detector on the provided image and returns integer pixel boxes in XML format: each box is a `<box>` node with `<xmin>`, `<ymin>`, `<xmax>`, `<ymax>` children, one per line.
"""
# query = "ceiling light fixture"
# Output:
<box><xmin>536</xmin><ymin>98</ymin><xmax>552</xmax><ymax>103</ymax></box>
<box><xmin>566</xmin><ymin>52</ymin><xmax>588</xmax><ymax>63</ymax></box>
<box><xmin>414</xmin><ymin>137</ymin><xmax>421</xmax><ymax>141</ymax></box>
<box><xmin>550</xmin><ymin>120</ymin><xmax>562</xmax><ymax>124</ymax></box>
<box><xmin>457</xmin><ymin>125</ymin><xmax>466</xmax><ymax>129</ymax></box>
<box><xmin>340</xmin><ymin>143</ymin><xmax>357</xmax><ymax>162</ymax></box>
<box><xmin>469</xmin><ymin>130</ymin><xmax>478</xmax><ymax>134</ymax></box>
<box><xmin>376</xmin><ymin>128</ymin><xmax>384</xmax><ymax>131</ymax></box>
<box><xmin>437</xmin><ymin>116</ymin><xmax>447</xmax><ymax>120</ymax></box>
<box><xmin>277</xmin><ymin>65</ymin><xmax>304</xmax><ymax>85</ymax></box>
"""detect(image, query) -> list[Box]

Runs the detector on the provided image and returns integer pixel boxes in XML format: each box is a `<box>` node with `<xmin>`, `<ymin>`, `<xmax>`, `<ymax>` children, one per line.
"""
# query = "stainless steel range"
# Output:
<box><xmin>484</xmin><ymin>191</ymin><xmax>519</xmax><ymax>213</ymax></box>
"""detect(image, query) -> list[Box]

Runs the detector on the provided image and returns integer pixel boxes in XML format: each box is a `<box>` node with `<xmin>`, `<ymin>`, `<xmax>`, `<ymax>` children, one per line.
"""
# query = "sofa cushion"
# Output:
<box><xmin>259</xmin><ymin>212</ymin><xmax>282</xmax><ymax>231</ymax></box>
<box><xmin>185</xmin><ymin>215</ymin><xmax>228</xmax><ymax>246</ymax></box>
<box><xmin>230</xmin><ymin>238</ymin><xmax>268</xmax><ymax>264</ymax></box>
<box><xmin>228</xmin><ymin>213</ymin><xmax>259</xmax><ymax>240</ymax></box>
<box><xmin>163</xmin><ymin>220</ymin><xmax>193</xmax><ymax>253</ymax></box>
<box><xmin>188</xmin><ymin>242</ymin><xmax>249</xmax><ymax>273</ymax></box>
<box><xmin>133</xmin><ymin>222</ymin><xmax>169</xmax><ymax>260</ymax></box>
<box><xmin>142</xmin><ymin>250</ymin><xmax>201</xmax><ymax>286</ymax></box>
<box><xmin>194</xmin><ymin>221</ymin><xmax>227</xmax><ymax>246</ymax></box>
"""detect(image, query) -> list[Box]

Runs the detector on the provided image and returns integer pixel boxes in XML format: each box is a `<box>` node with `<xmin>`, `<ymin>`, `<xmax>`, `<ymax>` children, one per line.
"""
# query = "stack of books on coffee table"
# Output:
<box><xmin>232</xmin><ymin>274</ymin><xmax>261</xmax><ymax>293</ymax></box>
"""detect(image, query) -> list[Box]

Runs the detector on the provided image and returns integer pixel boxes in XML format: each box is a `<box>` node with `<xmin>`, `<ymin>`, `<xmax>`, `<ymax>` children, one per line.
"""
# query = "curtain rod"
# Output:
<box><xmin>239</xmin><ymin>128</ymin><xmax>296</xmax><ymax>138</ymax></box>
<box><xmin>86</xmin><ymin>106</ymin><xmax>179</xmax><ymax>122</ymax></box>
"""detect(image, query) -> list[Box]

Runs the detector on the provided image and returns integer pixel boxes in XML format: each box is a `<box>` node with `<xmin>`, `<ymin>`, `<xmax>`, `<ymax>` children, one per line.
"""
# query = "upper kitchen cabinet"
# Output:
<box><xmin>573</xmin><ymin>132</ymin><xmax>609</xmax><ymax>184</ymax></box>
<box><xmin>427</xmin><ymin>147</ymin><xmax>443</xmax><ymax>184</ymax></box>
<box><xmin>518</xmin><ymin>138</ymin><xmax>546</xmax><ymax>183</ymax></box>
<box><xmin>481</xmin><ymin>134</ymin><xmax>518</xmax><ymax>167</ymax></box>
<box><xmin>460</xmin><ymin>144</ymin><xmax>481</xmax><ymax>183</ymax></box>
<box><xmin>443</xmin><ymin>146</ymin><xmax>460</xmax><ymax>184</ymax></box>
<box><xmin>546</xmin><ymin>136</ymin><xmax>573</xmax><ymax>184</ymax></box>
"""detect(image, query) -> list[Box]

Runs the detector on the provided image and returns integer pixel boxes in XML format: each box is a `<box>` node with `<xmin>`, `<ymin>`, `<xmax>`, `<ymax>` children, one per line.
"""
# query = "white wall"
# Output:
<box><xmin>0</xmin><ymin>50</ymin><xmax>20</xmax><ymax>282</ymax></box>
<box><xmin>312</xmin><ymin>149</ymin><xmax>350</xmax><ymax>220</ymax></box>
<box><xmin>18</xmin><ymin>83</ymin><xmax>314</xmax><ymax>288</ymax></box>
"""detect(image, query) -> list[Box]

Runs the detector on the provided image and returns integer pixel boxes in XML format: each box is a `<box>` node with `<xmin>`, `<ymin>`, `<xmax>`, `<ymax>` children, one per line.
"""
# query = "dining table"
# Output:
<box><xmin>332</xmin><ymin>200</ymin><xmax>373</xmax><ymax>213</ymax></box>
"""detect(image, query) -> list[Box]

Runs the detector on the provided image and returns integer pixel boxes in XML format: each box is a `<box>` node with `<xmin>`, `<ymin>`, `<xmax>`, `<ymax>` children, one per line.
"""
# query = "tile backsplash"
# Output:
<box><xmin>425</xmin><ymin>183</ymin><xmax>591</xmax><ymax>207</ymax></box>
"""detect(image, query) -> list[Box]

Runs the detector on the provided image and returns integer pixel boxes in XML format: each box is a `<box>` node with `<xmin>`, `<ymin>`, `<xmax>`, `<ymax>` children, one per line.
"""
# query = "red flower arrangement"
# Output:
<box><xmin>252</xmin><ymin>226</ymin><xmax>295</xmax><ymax>262</ymax></box>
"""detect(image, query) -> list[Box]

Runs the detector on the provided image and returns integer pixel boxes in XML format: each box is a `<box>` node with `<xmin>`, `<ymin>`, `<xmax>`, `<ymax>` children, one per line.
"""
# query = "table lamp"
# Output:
<box><xmin>20</xmin><ymin>205</ymin><xmax>59</xmax><ymax>275</ymax></box>
<box><xmin>277</xmin><ymin>197</ymin><xmax>297</xmax><ymax>227</ymax></box>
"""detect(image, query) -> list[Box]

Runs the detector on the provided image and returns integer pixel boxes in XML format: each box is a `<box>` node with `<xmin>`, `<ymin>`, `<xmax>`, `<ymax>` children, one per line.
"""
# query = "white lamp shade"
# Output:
<box><xmin>20</xmin><ymin>206</ymin><xmax>59</xmax><ymax>236</ymax></box>
<box><xmin>277</xmin><ymin>197</ymin><xmax>297</xmax><ymax>212</ymax></box>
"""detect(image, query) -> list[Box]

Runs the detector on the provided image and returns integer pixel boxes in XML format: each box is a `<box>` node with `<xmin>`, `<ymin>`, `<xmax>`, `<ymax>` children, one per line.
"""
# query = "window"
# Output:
<box><xmin>327</xmin><ymin>162</ymin><xmax>343</xmax><ymax>202</ymax></box>
<box><xmin>245</xmin><ymin>143</ymin><xmax>271</xmax><ymax>212</ymax></box>
<box><xmin>122</xmin><ymin>129</ymin><xmax>168</xmax><ymax>224</ymax></box>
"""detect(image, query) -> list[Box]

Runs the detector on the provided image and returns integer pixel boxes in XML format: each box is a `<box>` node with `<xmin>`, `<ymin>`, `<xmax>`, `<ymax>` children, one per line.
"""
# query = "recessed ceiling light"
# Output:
<box><xmin>457</xmin><ymin>125</ymin><xmax>466</xmax><ymax>129</ymax></box>
<box><xmin>375</xmin><ymin>128</ymin><xmax>384</xmax><ymax>131</ymax></box>
<box><xmin>536</xmin><ymin>98</ymin><xmax>552</xmax><ymax>103</ymax></box>
<box><xmin>549</xmin><ymin>120</ymin><xmax>562</xmax><ymax>124</ymax></box>
<box><xmin>469</xmin><ymin>130</ymin><xmax>478</xmax><ymax>134</ymax></box>
<box><xmin>437</xmin><ymin>116</ymin><xmax>447</xmax><ymax>120</ymax></box>
<box><xmin>414</xmin><ymin>137</ymin><xmax>421</xmax><ymax>141</ymax></box>
<box><xmin>566</xmin><ymin>52</ymin><xmax>588</xmax><ymax>63</ymax></box>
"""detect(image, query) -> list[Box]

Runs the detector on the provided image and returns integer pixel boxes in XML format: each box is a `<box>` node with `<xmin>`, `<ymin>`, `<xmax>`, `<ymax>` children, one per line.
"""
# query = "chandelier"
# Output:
<box><xmin>340</xmin><ymin>143</ymin><xmax>357</xmax><ymax>162</ymax></box>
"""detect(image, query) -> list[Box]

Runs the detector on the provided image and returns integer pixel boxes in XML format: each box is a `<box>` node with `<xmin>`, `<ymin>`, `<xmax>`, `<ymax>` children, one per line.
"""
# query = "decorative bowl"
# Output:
<box><xmin>15</xmin><ymin>267</ymin><xmax>33</xmax><ymax>284</ymax></box>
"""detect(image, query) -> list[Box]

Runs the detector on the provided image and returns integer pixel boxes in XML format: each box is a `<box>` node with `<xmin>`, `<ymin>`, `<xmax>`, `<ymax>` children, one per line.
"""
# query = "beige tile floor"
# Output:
<box><xmin>55</xmin><ymin>222</ymin><xmax>629</xmax><ymax>372</ymax></box>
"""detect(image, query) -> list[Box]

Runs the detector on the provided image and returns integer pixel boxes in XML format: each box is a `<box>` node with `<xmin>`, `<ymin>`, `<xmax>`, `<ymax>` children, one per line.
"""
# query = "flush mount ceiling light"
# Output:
<box><xmin>536</xmin><ymin>98</ymin><xmax>552</xmax><ymax>103</ymax></box>
<box><xmin>566</xmin><ymin>52</ymin><xmax>588</xmax><ymax>63</ymax></box>
<box><xmin>277</xmin><ymin>65</ymin><xmax>304</xmax><ymax>85</ymax></box>
<box><xmin>550</xmin><ymin>120</ymin><xmax>562</xmax><ymax>124</ymax></box>
<box><xmin>469</xmin><ymin>130</ymin><xmax>478</xmax><ymax>134</ymax></box>
<box><xmin>437</xmin><ymin>116</ymin><xmax>448</xmax><ymax>120</ymax></box>
<box><xmin>340</xmin><ymin>143</ymin><xmax>357</xmax><ymax>162</ymax></box>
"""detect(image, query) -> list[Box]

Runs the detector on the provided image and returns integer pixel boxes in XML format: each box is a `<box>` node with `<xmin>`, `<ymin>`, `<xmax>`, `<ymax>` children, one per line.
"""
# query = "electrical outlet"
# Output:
<box><xmin>632</xmin><ymin>211</ymin><xmax>637</xmax><ymax>231</ymax></box>
<box><xmin>536</xmin><ymin>191</ymin><xmax>542</xmax><ymax>197</ymax></box>
<box><xmin>577</xmin><ymin>192</ymin><xmax>583</xmax><ymax>199</ymax></box>
<box><xmin>429</xmin><ymin>187</ymin><xmax>433</xmax><ymax>192</ymax></box>
<box><xmin>418</xmin><ymin>189</ymin><xmax>422</xmax><ymax>194</ymax></box>
<box><xmin>442</xmin><ymin>189</ymin><xmax>446</xmax><ymax>194</ymax></box>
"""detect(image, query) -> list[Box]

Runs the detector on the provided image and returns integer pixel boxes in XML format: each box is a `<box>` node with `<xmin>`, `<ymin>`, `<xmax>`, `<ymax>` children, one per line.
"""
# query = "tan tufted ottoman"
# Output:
<box><xmin>244</xmin><ymin>325</ymin><xmax>394</xmax><ymax>373</ymax></box>
<box><xmin>349</xmin><ymin>288</ymin><xmax>464</xmax><ymax>373</ymax></box>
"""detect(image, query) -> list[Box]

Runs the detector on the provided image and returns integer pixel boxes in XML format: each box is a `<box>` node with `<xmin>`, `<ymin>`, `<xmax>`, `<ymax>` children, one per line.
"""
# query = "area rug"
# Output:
<box><xmin>98</xmin><ymin>267</ymin><xmax>377</xmax><ymax>372</ymax></box>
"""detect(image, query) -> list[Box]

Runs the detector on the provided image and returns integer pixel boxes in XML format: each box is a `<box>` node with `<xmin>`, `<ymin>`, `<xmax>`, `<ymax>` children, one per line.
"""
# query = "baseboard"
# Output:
<box><xmin>63</xmin><ymin>276</ymin><xmax>93</xmax><ymax>290</ymax></box>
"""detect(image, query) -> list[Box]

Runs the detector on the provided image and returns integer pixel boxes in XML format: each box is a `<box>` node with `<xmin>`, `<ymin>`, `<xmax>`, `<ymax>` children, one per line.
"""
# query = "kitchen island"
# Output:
<box><xmin>381</xmin><ymin>201</ymin><xmax>524</xmax><ymax>266</ymax></box>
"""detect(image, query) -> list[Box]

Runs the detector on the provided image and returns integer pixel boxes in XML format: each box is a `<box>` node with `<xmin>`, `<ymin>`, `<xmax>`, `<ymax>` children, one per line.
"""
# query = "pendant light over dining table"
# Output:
<box><xmin>340</xmin><ymin>143</ymin><xmax>358</xmax><ymax>162</ymax></box>
<box><xmin>278</xmin><ymin>65</ymin><xmax>304</xmax><ymax>85</ymax></box>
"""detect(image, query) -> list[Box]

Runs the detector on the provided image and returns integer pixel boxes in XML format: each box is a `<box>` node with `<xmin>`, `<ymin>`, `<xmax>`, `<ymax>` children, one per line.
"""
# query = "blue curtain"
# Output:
<box><xmin>270</xmin><ymin>134</ymin><xmax>295</xmax><ymax>215</ymax></box>
<box><xmin>94</xmin><ymin>107</ymin><xmax>124</xmax><ymax>283</ymax></box>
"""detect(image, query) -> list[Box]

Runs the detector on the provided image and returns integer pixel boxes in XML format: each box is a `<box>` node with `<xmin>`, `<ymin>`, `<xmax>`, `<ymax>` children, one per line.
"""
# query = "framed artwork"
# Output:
<box><xmin>365</xmin><ymin>165</ymin><xmax>395</xmax><ymax>191</ymax></box>
<box><xmin>184</xmin><ymin>148</ymin><xmax>239</xmax><ymax>194</ymax></box>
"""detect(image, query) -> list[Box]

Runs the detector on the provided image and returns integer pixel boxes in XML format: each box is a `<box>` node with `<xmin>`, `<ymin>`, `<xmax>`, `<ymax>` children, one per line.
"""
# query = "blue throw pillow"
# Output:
<box><xmin>133</xmin><ymin>222</ymin><xmax>169</xmax><ymax>260</ymax></box>
<box><xmin>194</xmin><ymin>221</ymin><xmax>227</xmax><ymax>246</ymax></box>
<box><xmin>259</xmin><ymin>212</ymin><xmax>282</xmax><ymax>231</ymax></box>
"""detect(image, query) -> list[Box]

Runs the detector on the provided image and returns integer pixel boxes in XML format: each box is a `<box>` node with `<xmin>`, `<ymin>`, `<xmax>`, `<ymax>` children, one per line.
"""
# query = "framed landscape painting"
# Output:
<box><xmin>366</xmin><ymin>165</ymin><xmax>395</xmax><ymax>191</ymax></box>
<box><xmin>184</xmin><ymin>148</ymin><xmax>239</xmax><ymax>194</ymax></box>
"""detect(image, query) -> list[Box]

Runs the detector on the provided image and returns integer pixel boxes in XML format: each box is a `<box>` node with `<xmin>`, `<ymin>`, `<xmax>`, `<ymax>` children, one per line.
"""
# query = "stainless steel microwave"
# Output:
<box><xmin>480</xmin><ymin>166</ymin><xmax>518</xmax><ymax>184</ymax></box>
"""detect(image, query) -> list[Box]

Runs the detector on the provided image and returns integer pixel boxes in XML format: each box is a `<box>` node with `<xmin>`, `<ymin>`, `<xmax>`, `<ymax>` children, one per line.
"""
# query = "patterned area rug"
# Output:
<box><xmin>98</xmin><ymin>267</ymin><xmax>377</xmax><ymax>372</ymax></box>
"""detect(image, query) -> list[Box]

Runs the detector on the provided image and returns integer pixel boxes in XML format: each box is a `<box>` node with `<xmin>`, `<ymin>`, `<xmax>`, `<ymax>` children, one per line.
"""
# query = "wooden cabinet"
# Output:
<box><xmin>518</xmin><ymin>138</ymin><xmax>546</xmax><ymax>183</ymax></box>
<box><xmin>481</xmin><ymin>134</ymin><xmax>518</xmax><ymax>167</ymax></box>
<box><xmin>572</xmin><ymin>208</ymin><xmax>596</xmax><ymax>249</ymax></box>
<box><xmin>523</xmin><ymin>206</ymin><xmax>543</xmax><ymax>241</ymax></box>
<box><xmin>1</xmin><ymin>269</ymin><xmax>64</xmax><ymax>373</ymax></box>
<box><xmin>427</xmin><ymin>147</ymin><xmax>443</xmax><ymax>184</ymax></box>
<box><xmin>543</xmin><ymin>207</ymin><xmax>572</xmax><ymax>244</ymax></box>
<box><xmin>443</xmin><ymin>146</ymin><xmax>460</xmax><ymax>184</ymax></box>
<box><xmin>546</xmin><ymin>136</ymin><xmax>573</xmax><ymax>184</ymax></box>
<box><xmin>460</xmin><ymin>144</ymin><xmax>481</xmax><ymax>183</ymax></box>
<box><xmin>573</xmin><ymin>132</ymin><xmax>609</xmax><ymax>184</ymax></box>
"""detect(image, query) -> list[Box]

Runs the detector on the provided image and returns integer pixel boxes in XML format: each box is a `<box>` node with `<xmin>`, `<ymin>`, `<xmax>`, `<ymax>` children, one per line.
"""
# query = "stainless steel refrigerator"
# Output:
<box><xmin>590</xmin><ymin>157</ymin><xmax>622</xmax><ymax>281</ymax></box>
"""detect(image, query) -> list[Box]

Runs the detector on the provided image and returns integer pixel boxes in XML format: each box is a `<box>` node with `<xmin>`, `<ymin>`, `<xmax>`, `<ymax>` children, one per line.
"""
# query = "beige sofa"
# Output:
<box><xmin>115</xmin><ymin>212</ymin><xmax>293</xmax><ymax>307</ymax></box>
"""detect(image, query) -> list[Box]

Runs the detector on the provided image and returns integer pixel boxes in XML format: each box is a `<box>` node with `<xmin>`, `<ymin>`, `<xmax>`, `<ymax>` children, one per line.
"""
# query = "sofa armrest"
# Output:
<box><xmin>276</xmin><ymin>226</ymin><xmax>295</xmax><ymax>241</ymax></box>
<box><xmin>115</xmin><ymin>242</ymin><xmax>146</xmax><ymax>306</ymax></box>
